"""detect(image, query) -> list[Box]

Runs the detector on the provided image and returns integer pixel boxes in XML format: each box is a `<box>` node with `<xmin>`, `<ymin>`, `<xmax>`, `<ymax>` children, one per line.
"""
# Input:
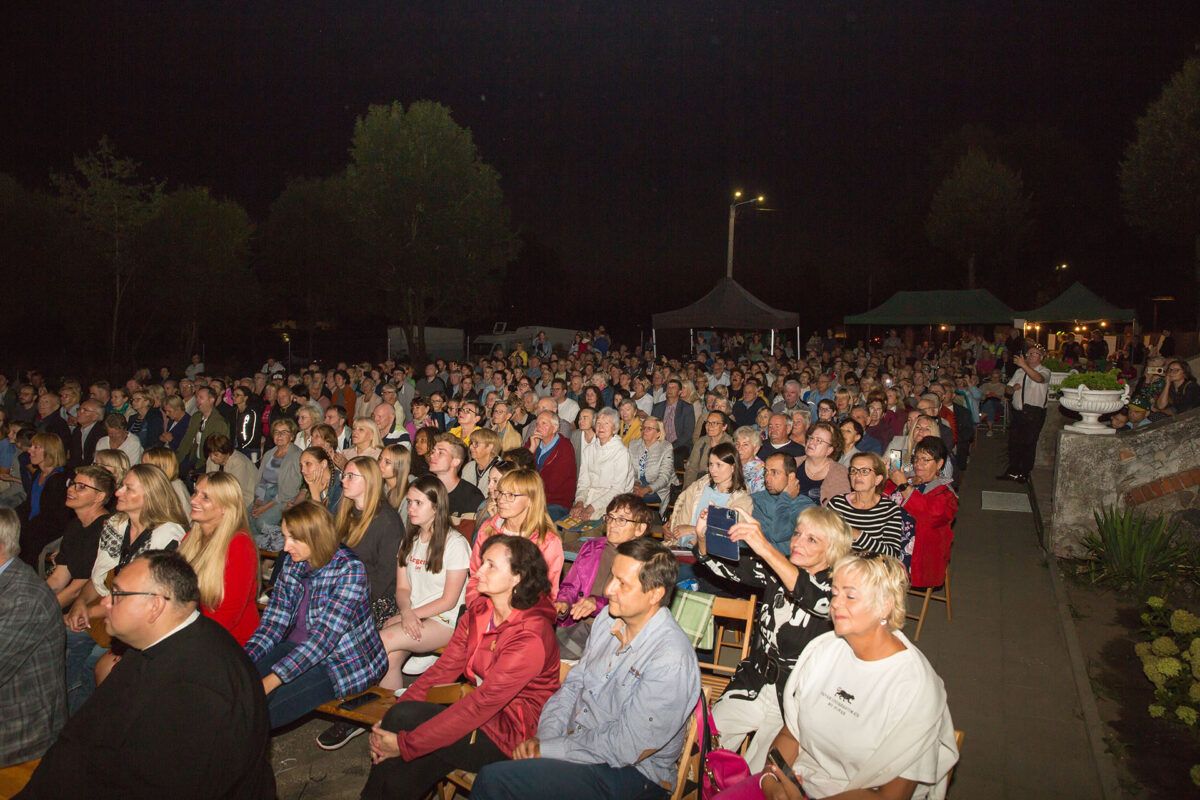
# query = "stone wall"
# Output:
<box><xmin>1047</xmin><ymin>406</ymin><xmax>1200</xmax><ymax>557</ymax></box>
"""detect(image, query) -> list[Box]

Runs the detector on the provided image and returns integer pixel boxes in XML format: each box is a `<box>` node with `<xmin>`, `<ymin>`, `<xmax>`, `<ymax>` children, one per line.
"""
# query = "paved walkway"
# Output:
<box><xmin>915</xmin><ymin>436</ymin><xmax>1106</xmax><ymax>798</ymax></box>
<box><xmin>268</xmin><ymin>436</ymin><xmax>1112</xmax><ymax>799</ymax></box>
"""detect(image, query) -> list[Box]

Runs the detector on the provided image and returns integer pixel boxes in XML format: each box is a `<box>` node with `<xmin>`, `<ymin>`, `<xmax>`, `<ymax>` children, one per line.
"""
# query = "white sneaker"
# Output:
<box><xmin>401</xmin><ymin>653</ymin><xmax>440</xmax><ymax>676</ymax></box>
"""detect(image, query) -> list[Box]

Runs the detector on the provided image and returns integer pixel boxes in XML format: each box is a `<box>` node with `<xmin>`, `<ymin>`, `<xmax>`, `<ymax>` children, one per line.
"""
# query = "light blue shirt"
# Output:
<box><xmin>538</xmin><ymin>606</ymin><xmax>701</xmax><ymax>786</ymax></box>
<box><xmin>0</xmin><ymin>556</ymin><xmax>12</xmax><ymax>577</ymax></box>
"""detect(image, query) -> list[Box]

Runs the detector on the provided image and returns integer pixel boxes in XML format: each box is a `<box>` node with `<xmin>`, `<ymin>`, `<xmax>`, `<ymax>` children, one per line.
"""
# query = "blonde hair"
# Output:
<box><xmin>178</xmin><ymin>472</ymin><xmax>257</xmax><ymax>610</ymax></box>
<box><xmin>282</xmin><ymin>501</ymin><xmax>340</xmax><ymax>570</ymax></box>
<box><xmin>351</xmin><ymin>418</ymin><xmax>384</xmax><ymax>452</ymax></box>
<box><xmin>496</xmin><ymin>468</ymin><xmax>554</xmax><ymax>545</ymax></box>
<box><xmin>794</xmin><ymin>505</ymin><xmax>854</xmax><ymax>569</ymax></box>
<box><xmin>832</xmin><ymin>552</ymin><xmax>909</xmax><ymax>631</ymax></box>
<box><xmin>380</xmin><ymin>444</ymin><xmax>411</xmax><ymax>511</ymax></box>
<box><xmin>335</xmin><ymin>456</ymin><xmax>386</xmax><ymax>548</ymax></box>
<box><xmin>140</xmin><ymin>446</ymin><xmax>180</xmax><ymax>481</ymax></box>
<box><xmin>93</xmin><ymin>448</ymin><xmax>131</xmax><ymax>486</ymax></box>
<box><xmin>118</xmin><ymin>463</ymin><xmax>190</xmax><ymax>531</ymax></box>
<box><xmin>470</xmin><ymin>427</ymin><xmax>500</xmax><ymax>458</ymax></box>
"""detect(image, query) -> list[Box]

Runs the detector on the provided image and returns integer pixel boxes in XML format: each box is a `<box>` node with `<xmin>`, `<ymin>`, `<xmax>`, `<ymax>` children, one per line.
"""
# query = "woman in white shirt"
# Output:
<box><xmin>377</xmin><ymin>475</ymin><xmax>470</xmax><ymax>690</ymax></box>
<box><xmin>739</xmin><ymin>552</ymin><xmax>958</xmax><ymax>800</ymax></box>
<box><xmin>569</xmin><ymin>407</ymin><xmax>634</xmax><ymax>521</ymax></box>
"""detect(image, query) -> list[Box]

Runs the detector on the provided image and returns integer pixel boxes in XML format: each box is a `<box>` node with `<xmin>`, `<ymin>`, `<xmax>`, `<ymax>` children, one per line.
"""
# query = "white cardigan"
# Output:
<box><xmin>574</xmin><ymin>435</ymin><xmax>635</xmax><ymax>519</ymax></box>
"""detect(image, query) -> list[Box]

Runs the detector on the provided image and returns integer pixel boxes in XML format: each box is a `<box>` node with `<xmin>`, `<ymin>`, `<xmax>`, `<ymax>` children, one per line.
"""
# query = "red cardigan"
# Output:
<box><xmin>396</xmin><ymin>595</ymin><xmax>561</xmax><ymax>760</ymax></box>
<box><xmin>203</xmin><ymin>532</ymin><xmax>260</xmax><ymax>645</ymax></box>
<box><xmin>535</xmin><ymin>435</ymin><xmax>576</xmax><ymax>509</ymax></box>
<box><xmin>885</xmin><ymin>480</ymin><xmax>957</xmax><ymax>588</ymax></box>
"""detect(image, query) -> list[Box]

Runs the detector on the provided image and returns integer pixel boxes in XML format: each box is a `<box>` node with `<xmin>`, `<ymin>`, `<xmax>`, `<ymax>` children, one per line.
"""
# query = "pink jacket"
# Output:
<box><xmin>466</xmin><ymin>516</ymin><xmax>564</xmax><ymax>606</ymax></box>
<box><xmin>554</xmin><ymin>537</ymin><xmax>610</xmax><ymax>626</ymax></box>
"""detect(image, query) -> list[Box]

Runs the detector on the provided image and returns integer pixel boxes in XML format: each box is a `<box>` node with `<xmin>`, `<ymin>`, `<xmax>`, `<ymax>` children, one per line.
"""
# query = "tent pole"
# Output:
<box><xmin>652</xmin><ymin>328</ymin><xmax>657</xmax><ymax>359</ymax></box>
<box><xmin>689</xmin><ymin>328</ymin><xmax>694</xmax><ymax>359</ymax></box>
<box><xmin>796</xmin><ymin>326</ymin><xmax>800</xmax><ymax>357</ymax></box>
<box><xmin>770</xmin><ymin>329</ymin><xmax>775</xmax><ymax>355</ymax></box>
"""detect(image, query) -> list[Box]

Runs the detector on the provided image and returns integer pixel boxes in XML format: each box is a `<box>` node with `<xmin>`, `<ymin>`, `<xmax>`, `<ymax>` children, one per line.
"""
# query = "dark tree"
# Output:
<box><xmin>1120</xmin><ymin>56</ymin><xmax>1200</xmax><ymax>326</ymax></box>
<box><xmin>345</xmin><ymin>101</ymin><xmax>518</xmax><ymax>360</ymax></box>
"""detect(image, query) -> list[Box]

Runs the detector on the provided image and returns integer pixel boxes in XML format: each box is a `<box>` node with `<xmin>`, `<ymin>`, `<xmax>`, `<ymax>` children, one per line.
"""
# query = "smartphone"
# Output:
<box><xmin>766</xmin><ymin>748</ymin><xmax>808</xmax><ymax>797</ymax></box>
<box><xmin>704</xmin><ymin>506</ymin><xmax>739</xmax><ymax>561</ymax></box>
<box><xmin>337</xmin><ymin>692</ymin><xmax>378</xmax><ymax>712</ymax></box>
<box><xmin>887</xmin><ymin>449</ymin><xmax>902</xmax><ymax>472</ymax></box>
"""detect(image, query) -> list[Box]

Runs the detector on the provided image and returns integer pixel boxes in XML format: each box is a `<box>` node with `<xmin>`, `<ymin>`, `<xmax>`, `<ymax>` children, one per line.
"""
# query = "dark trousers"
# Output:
<box><xmin>1005</xmin><ymin>405</ymin><xmax>1046</xmax><ymax>477</ymax></box>
<box><xmin>360</xmin><ymin>701</ymin><xmax>507</xmax><ymax>800</ymax></box>
<box><xmin>253</xmin><ymin>641</ymin><xmax>336</xmax><ymax>729</ymax></box>
<box><xmin>471</xmin><ymin>759</ymin><xmax>668</xmax><ymax>800</ymax></box>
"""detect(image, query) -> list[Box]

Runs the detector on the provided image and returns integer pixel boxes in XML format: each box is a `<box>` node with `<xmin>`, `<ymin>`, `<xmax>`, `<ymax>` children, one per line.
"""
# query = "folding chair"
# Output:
<box><xmin>697</xmin><ymin>595</ymin><xmax>755</xmax><ymax>676</ymax></box>
<box><xmin>906</xmin><ymin>564</ymin><xmax>951</xmax><ymax>641</ymax></box>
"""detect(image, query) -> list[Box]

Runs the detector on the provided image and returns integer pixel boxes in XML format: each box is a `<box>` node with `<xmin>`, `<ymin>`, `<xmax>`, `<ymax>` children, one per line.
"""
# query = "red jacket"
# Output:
<box><xmin>396</xmin><ymin>595</ymin><xmax>561</xmax><ymax>760</ymax></box>
<box><xmin>886</xmin><ymin>479</ymin><xmax>957</xmax><ymax>588</ymax></box>
<box><xmin>535</xmin><ymin>435</ymin><xmax>576</xmax><ymax>509</ymax></box>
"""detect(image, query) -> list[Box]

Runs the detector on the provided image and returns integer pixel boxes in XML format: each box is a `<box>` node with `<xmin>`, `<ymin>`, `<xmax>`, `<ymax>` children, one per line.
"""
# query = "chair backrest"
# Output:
<box><xmin>559</xmin><ymin>660</ymin><xmax>573</xmax><ymax>683</ymax></box>
<box><xmin>696</xmin><ymin>595</ymin><xmax>755</xmax><ymax>675</ymax></box>
<box><xmin>669</xmin><ymin>687</ymin><xmax>708</xmax><ymax>800</ymax></box>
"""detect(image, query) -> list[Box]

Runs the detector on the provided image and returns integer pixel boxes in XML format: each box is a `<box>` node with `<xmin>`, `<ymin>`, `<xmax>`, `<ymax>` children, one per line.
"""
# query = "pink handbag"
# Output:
<box><xmin>695</xmin><ymin>694</ymin><xmax>752</xmax><ymax>799</ymax></box>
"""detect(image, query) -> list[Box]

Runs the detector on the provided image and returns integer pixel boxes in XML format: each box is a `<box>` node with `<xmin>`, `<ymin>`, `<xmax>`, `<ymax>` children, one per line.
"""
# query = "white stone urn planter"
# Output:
<box><xmin>1047</xmin><ymin>369</ymin><xmax>1076</xmax><ymax>400</ymax></box>
<box><xmin>1058</xmin><ymin>383</ymin><xmax>1130</xmax><ymax>435</ymax></box>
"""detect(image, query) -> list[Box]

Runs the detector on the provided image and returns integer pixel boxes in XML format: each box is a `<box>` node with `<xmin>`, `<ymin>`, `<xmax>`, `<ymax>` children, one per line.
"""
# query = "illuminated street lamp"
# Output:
<box><xmin>726</xmin><ymin>190</ymin><xmax>764</xmax><ymax>279</ymax></box>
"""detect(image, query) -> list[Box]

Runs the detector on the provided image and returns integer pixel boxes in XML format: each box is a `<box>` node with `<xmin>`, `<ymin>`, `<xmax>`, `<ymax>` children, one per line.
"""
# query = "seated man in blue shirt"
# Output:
<box><xmin>751</xmin><ymin>452</ymin><xmax>815</xmax><ymax>556</ymax></box>
<box><xmin>471</xmin><ymin>538</ymin><xmax>700</xmax><ymax>800</ymax></box>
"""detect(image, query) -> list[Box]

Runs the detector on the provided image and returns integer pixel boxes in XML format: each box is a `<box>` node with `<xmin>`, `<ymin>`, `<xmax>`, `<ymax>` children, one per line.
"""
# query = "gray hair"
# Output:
<box><xmin>0</xmin><ymin>508</ymin><xmax>18</xmax><ymax>559</ymax></box>
<box><xmin>733</xmin><ymin>425</ymin><xmax>760</xmax><ymax>446</ymax></box>
<box><xmin>596</xmin><ymin>407</ymin><xmax>621</xmax><ymax>429</ymax></box>
<box><xmin>537</xmin><ymin>409</ymin><xmax>561</xmax><ymax>428</ymax></box>
<box><xmin>784</xmin><ymin>379</ymin><xmax>801</xmax><ymax>393</ymax></box>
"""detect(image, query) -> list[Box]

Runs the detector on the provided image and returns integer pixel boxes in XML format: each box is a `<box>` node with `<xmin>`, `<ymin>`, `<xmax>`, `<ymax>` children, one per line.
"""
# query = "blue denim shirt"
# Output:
<box><xmin>538</xmin><ymin>606</ymin><xmax>700</xmax><ymax>787</ymax></box>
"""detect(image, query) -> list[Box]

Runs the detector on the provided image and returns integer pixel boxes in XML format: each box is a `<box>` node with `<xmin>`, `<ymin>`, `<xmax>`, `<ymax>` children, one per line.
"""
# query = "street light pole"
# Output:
<box><xmin>726</xmin><ymin>191</ymin><xmax>764</xmax><ymax>279</ymax></box>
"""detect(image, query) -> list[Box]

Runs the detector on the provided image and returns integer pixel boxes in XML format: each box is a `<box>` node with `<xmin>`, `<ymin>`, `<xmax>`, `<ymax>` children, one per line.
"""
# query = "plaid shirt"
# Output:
<box><xmin>245</xmin><ymin>546</ymin><xmax>387</xmax><ymax>698</ymax></box>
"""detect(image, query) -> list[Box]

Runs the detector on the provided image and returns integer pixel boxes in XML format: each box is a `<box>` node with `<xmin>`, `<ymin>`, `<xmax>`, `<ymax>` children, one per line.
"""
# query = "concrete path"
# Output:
<box><xmin>914</xmin><ymin>435</ymin><xmax>1107</xmax><ymax>799</ymax></box>
<box><xmin>267</xmin><ymin>435</ymin><xmax>1113</xmax><ymax>799</ymax></box>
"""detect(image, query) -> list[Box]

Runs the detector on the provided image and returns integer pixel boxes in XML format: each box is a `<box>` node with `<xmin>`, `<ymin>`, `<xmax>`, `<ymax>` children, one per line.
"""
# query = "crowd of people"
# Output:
<box><xmin>1</xmin><ymin>322</ymin><xmax>1193</xmax><ymax>799</ymax></box>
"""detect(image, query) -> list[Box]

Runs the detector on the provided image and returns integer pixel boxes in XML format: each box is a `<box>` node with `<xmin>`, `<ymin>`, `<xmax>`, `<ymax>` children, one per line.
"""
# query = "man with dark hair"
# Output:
<box><xmin>428</xmin><ymin>435</ymin><xmax>484</xmax><ymax>517</ymax></box>
<box><xmin>19</xmin><ymin>551</ymin><xmax>275</xmax><ymax>799</ymax></box>
<box><xmin>471</xmin><ymin>538</ymin><xmax>700</xmax><ymax>800</ymax></box>
<box><xmin>750</xmin><ymin>452</ymin><xmax>815</xmax><ymax>556</ymax></box>
<box><xmin>176</xmin><ymin>386</ymin><xmax>231</xmax><ymax>478</ymax></box>
<box><xmin>324</xmin><ymin>404</ymin><xmax>353</xmax><ymax>451</ymax></box>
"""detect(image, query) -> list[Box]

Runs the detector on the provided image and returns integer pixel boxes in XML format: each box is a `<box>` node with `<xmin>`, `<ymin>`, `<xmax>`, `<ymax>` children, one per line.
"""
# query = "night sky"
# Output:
<box><xmin>5</xmin><ymin>2</ymin><xmax>1200</xmax><ymax>332</ymax></box>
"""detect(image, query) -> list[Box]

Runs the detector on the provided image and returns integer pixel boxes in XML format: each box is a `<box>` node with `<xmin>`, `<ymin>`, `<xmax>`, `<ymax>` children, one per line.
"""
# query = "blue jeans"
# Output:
<box><xmin>253</xmin><ymin>640</ymin><xmax>337</xmax><ymax>729</ymax></box>
<box><xmin>64</xmin><ymin>628</ymin><xmax>104</xmax><ymax>715</ymax></box>
<box><xmin>472</xmin><ymin>759</ymin><xmax>667</xmax><ymax>800</ymax></box>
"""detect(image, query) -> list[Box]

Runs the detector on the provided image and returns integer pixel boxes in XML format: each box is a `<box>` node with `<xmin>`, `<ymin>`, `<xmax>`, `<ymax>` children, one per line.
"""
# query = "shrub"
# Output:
<box><xmin>1082</xmin><ymin>507</ymin><xmax>1189</xmax><ymax>594</ymax></box>
<box><xmin>1060</xmin><ymin>370</ymin><xmax>1125</xmax><ymax>390</ymax></box>
<box><xmin>1137</xmin><ymin>597</ymin><xmax>1200</xmax><ymax>785</ymax></box>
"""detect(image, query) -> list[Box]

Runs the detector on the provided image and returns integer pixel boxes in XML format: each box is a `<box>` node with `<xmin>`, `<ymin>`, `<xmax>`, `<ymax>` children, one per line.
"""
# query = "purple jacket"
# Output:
<box><xmin>554</xmin><ymin>537</ymin><xmax>611</xmax><ymax>627</ymax></box>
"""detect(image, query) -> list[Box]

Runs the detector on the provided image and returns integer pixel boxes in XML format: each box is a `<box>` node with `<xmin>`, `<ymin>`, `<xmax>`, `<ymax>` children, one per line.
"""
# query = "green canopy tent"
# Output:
<box><xmin>1017</xmin><ymin>282</ymin><xmax>1136</xmax><ymax>323</ymax></box>
<box><xmin>843</xmin><ymin>289</ymin><xmax>1016</xmax><ymax>325</ymax></box>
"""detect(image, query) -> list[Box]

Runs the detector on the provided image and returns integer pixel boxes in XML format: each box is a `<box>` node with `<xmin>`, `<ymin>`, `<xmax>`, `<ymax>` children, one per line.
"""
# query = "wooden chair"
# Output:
<box><xmin>667</xmin><ymin>687</ymin><xmax>707</xmax><ymax>800</ymax></box>
<box><xmin>947</xmin><ymin>729</ymin><xmax>964</xmax><ymax>789</ymax></box>
<box><xmin>314</xmin><ymin>685</ymin><xmax>396</xmax><ymax>728</ymax></box>
<box><xmin>0</xmin><ymin>758</ymin><xmax>39</xmax><ymax>800</ymax></box>
<box><xmin>906</xmin><ymin>565</ymin><xmax>951</xmax><ymax>642</ymax></box>
<box><xmin>697</xmin><ymin>595</ymin><xmax>756</xmax><ymax>676</ymax></box>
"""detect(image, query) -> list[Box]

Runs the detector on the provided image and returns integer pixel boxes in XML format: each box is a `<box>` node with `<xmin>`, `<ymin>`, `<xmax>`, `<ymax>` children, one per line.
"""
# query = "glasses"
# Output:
<box><xmin>807</xmin><ymin>438</ymin><xmax>832</xmax><ymax>448</ymax></box>
<box><xmin>109</xmin><ymin>588</ymin><xmax>171</xmax><ymax>603</ymax></box>
<box><xmin>67</xmin><ymin>479</ymin><xmax>100</xmax><ymax>492</ymax></box>
<box><xmin>342</xmin><ymin>472</ymin><xmax>363</xmax><ymax>482</ymax></box>
<box><xmin>604</xmin><ymin>514</ymin><xmax>637</xmax><ymax>526</ymax></box>
<box><xmin>913</xmin><ymin>456</ymin><xmax>938</xmax><ymax>464</ymax></box>
<box><xmin>848</xmin><ymin>467</ymin><xmax>876</xmax><ymax>477</ymax></box>
<box><xmin>496</xmin><ymin>491</ymin><xmax>526</xmax><ymax>502</ymax></box>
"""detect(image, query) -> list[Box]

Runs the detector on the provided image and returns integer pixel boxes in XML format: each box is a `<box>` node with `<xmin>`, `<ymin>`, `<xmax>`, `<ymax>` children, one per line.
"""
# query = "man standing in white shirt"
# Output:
<box><xmin>998</xmin><ymin>343</ymin><xmax>1051</xmax><ymax>483</ymax></box>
